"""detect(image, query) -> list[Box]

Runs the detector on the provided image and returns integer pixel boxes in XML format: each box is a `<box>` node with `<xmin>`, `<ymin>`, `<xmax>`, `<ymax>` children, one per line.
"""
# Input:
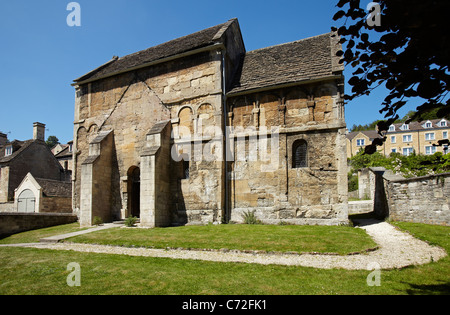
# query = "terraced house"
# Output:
<box><xmin>71</xmin><ymin>18</ymin><xmax>348</xmax><ymax>227</ymax></box>
<box><xmin>347</xmin><ymin>118</ymin><xmax>450</xmax><ymax>158</ymax></box>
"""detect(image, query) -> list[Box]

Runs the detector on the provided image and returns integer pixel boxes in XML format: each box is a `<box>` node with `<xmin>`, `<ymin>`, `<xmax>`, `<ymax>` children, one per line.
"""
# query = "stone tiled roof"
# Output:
<box><xmin>35</xmin><ymin>177</ymin><xmax>72</xmax><ymax>198</ymax></box>
<box><xmin>388</xmin><ymin>118</ymin><xmax>448</xmax><ymax>133</ymax></box>
<box><xmin>346</xmin><ymin>130</ymin><xmax>381</xmax><ymax>141</ymax></box>
<box><xmin>74</xmin><ymin>19</ymin><xmax>237</xmax><ymax>84</ymax></box>
<box><xmin>0</xmin><ymin>140</ymin><xmax>34</xmax><ymax>164</ymax></box>
<box><xmin>227</xmin><ymin>33</ymin><xmax>343</xmax><ymax>95</ymax></box>
<box><xmin>346</xmin><ymin>118</ymin><xmax>449</xmax><ymax>140</ymax></box>
<box><xmin>54</xmin><ymin>146</ymin><xmax>72</xmax><ymax>159</ymax></box>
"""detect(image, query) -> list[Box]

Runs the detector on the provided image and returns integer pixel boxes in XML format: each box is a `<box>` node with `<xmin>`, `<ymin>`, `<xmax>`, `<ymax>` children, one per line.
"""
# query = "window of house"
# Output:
<box><xmin>293</xmin><ymin>140</ymin><xmax>308</xmax><ymax>168</ymax></box>
<box><xmin>424</xmin><ymin>121</ymin><xmax>432</xmax><ymax>128</ymax></box>
<box><xmin>391</xmin><ymin>148</ymin><xmax>397</xmax><ymax>153</ymax></box>
<box><xmin>403</xmin><ymin>147</ymin><xmax>414</xmax><ymax>156</ymax></box>
<box><xmin>425</xmin><ymin>133</ymin><xmax>435</xmax><ymax>141</ymax></box>
<box><xmin>444</xmin><ymin>146</ymin><xmax>449</xmax><ymax>155</ymax></box>
<box><xmin>389</xmin><ymin>125</ymin><xmax>395</xmax><ymax>132</ymax></box>
<box><xmin>69</xmin><ymin>144</ymin><xmax>73</xmax><ymax>152</ymax></box>
<box><xmin>403</xmin><ymin>135</ymin><xmax>412</xmax><ymax>142</ymax></box>
<box><xmin>391</xmin><ymin>136</ymin><xmax>396</xmax><ymax>144</ymax></box>
<box><xmin>443</xmin><ymin>131</ymin><xmax>448</xmax><ymax>139</ymax></box>
<box><xmin>5</xmin><ymin>145</ymin><xmax>12</xmax><ymax>157</ymax></box>
<box><xmin>356</xmin><ymin>139</ymin><xmax>365</xmax><ymax>147</ymax></box>
<box><xmin>425</xmin><ymin>146</ymin><xmax>437</xmax><ymax>155</ymax></box>
<box><xmin>439</xmin><ymin>120</ymin><xmax>447</xmax><ymax>127</ymax></box>
<box><xmin>400</xmin><ymin>124</ymin><xmax>409</xmax><ymax>131</ymax></box>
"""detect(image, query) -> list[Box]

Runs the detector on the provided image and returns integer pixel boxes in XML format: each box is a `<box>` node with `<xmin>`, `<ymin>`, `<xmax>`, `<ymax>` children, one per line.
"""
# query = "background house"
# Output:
<box><xmin>0</xmin><ymin>122</ymin><xmax>68</xmax><ymax>203</ymax></box>
<box><xmin>53</xmin><ymin>140</ymin><xmax>74</xmax><ymax>181</ymax></box>
<box><xmin>346</xmin><ymin>118</ymin><xmax>450</xmax><ymax>158</ymax></box>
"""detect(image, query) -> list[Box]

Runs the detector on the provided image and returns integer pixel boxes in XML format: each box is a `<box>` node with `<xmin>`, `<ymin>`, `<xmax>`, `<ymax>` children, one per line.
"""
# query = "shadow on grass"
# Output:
<box><xmin>349</xmin><ymin>211</ymin><xmax>385</xmax><ymax>227</ymax></box>
<box><xmin>404</xmin><ymin>281</ymin><xmax>450</xmax><ymax>295</ymax></box>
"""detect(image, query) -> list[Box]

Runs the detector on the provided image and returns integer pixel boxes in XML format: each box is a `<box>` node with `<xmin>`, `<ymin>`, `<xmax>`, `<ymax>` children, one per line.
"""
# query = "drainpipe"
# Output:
<box><xmin>417</xmin><ymin>129</ymin><xmax>421</xmax><ymax>155</ymax></box>
<box><xmin>221</xmin><ymin>48</ymin><xmax>229</xmax><ymax>223</ymax></box>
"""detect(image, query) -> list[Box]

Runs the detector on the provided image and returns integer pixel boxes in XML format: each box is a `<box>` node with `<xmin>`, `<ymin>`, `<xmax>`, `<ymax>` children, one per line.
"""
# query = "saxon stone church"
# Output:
<box><xmin>72</xmin><ymin>18</ymin><xmax>348</xmax><ymax>227</ymax></box>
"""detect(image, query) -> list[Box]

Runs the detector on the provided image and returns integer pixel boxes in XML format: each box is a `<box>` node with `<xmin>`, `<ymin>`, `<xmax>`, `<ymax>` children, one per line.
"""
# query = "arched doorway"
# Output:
<box><xmin>128</xmin><ymin>167</ymin><xmax>140</xmax><ymax>218</ymax></box>
<box><xmin>17</xmin><ymin>189</ymin><xmax>36</xmax><ymax>213</ymax></box>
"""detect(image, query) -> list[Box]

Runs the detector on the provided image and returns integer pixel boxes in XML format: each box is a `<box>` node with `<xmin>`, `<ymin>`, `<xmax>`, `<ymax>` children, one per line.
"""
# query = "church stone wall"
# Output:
<box><xmin>74</xmin><ymin>50</ymin><xmax>225</xmax><ymax>225</ymax></box>
<box><xmin>227</xmin><ymin>82</ymin><xmax>348</xmax><ymax>225</ymax></box>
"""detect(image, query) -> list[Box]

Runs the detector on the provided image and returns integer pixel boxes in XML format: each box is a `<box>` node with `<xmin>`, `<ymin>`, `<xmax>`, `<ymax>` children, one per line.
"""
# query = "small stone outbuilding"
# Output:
<box><xmin>14</xmin><ymin>173</ymin><xmax>72</xmax><ymax>214</ymax></box>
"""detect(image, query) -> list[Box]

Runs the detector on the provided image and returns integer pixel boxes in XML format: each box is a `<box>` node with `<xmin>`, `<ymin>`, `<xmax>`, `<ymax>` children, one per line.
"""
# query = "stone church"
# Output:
<box><xmin>72</xmin><ymin>18</ymin><xmax>348</xmax><ymax>227</ymax></box>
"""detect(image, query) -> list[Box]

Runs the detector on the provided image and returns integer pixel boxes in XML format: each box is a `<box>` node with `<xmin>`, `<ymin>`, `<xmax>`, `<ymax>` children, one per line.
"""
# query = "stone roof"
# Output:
<box><xmin>35</xmin><ymin>177</ymin><xmax>72</xmax><ymax>198</ymax></box>
<box><xmin>74</xmin><ymin>19</ymin><xmax>238</xmax><ymax>84</ymax></box>
<box><xmin>54</xmin><ymin>145</ymin><xmax>73</xmax><ymax>159</ymax></box>
<box><xmin>388</xmin><ymin>118</ymin><xmax>448</xmax><ymax>133</ymax></box>
<box><xmin>0</xmin><ymin>140</ymin><xmax>35</xmax><ymax>164</ymax></box>
<box><xmin>346</xmin><ymin>118</ymin><xmax>449</xmax><ymax>140</ymax></box>
<box><xmin>346</xmin><ymin>130</ymin><xmax>381</xmax><ymax>141</ymax></box>
<box><xmin>227</xmin><ymin>33</ymin><xmax>344</xmax><ymax>95</ymax></box>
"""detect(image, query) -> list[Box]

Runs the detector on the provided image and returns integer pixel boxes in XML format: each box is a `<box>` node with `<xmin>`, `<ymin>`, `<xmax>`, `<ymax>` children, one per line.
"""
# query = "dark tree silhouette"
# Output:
<box><xmin>46</xmin><ymin>136</ymin><xmax>60</xmax><ymax>148</ymax></box>
<box><xmin>332</xmin><ymin>0</ymin><xmax>450</xmax><ymax>153</ymax></box>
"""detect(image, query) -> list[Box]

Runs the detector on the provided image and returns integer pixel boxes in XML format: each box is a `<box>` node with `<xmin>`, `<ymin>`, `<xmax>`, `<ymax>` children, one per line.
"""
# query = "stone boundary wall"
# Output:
<box><xmin>386</xmin><ymin>173</ymin><xmax>450</xmax><ymax>226</ymax></box>
<box><xmin>348</xmin><ymin>200</ymin><xmax>373</xmax><ymax>215</ymax></box>
<box><xmin>0</xmin><ymin>202</ymin><xmax>14</xmax><ymax>213</ymax></box>
<box><xmin>41</xmin><ymin>197</ymin><xmax>72</xmax><ymax>214</ymax></box>
<box><xmin>0</xmin><ymin>213</ymin><xmax>78</xmax><ymax>237</ymax></box>
<box><xmin>366</xmin><ymin>168</ymin><xmax>450</xmax><ymax>226</ymax></box>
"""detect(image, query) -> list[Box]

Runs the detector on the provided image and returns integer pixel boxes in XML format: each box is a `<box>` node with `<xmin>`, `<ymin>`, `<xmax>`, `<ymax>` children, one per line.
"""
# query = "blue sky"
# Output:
<box><xmin>0</xmin><ymin>0</ymin><xmax>418</xmax><ymax>143</ymax></box>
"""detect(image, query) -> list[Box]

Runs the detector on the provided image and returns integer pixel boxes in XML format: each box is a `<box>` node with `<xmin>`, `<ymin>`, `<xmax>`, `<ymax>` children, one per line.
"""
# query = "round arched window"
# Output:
<box><xmin>293</xmin><ymin>140</ymin><xmax>307</xmax><ymax>168</ymax></box>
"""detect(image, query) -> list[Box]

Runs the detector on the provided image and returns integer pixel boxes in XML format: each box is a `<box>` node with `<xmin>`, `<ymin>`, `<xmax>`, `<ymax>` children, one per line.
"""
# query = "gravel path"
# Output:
<box><xmin>4</xmin><ymin>220</ymin><xmax>447</xmax><ymax>270</ymax></box>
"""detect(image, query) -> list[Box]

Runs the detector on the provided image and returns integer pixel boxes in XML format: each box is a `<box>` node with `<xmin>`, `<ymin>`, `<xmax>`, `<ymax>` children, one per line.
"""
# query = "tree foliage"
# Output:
<box><xmin>349</xmin><ymin>150</ymin><xmax>450</xmax><ymax>178</ymax></box>
<box><xmin>349</xmin><ymin>107</ymin><xmax>446</xmax><ymax>132</ymax></box>
<box><xmin>45</xmin><ymin>136</ymin><xmax>60</xmax><ymax>148</ymax></box>
<box><xmin>333</xmin><ymin>0</ymin><xmax>450</xmax><ymax>152</ymax></box>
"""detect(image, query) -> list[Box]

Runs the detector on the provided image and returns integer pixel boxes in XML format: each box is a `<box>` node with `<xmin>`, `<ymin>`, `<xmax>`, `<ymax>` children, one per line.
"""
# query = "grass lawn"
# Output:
<box><xmin>65</xmin><ymin>224</ymin><xmax>378</xmax><ymax>255</ymax></box>
<box><xmin>0</xmin><ymin>223</ymin><xmax>85</xmax><ymax>245</ymax></box>
<box><xmin>0</xmin><ymin>221</ymin><xmax>448</xmax><ymax>295</ymax></box>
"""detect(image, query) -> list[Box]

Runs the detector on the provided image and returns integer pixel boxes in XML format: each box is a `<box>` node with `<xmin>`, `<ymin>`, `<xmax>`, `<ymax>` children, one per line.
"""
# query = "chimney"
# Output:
<box><xmin>0</xmin><ymin>132</ymin><xmax>7</xmax><ymax>147</ymax></box>
<box><xmin>33</xmin><ymin>122</ymin><xmax>46</xmax><ymax>141</ymax></box>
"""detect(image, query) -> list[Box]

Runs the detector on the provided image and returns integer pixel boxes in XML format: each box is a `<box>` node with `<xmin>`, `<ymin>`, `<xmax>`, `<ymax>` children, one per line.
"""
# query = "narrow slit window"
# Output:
<box><xmin>293</xmin><ymin>140</ymin><xmax>307</xmax><ymax>168</ymax></box>
<box><xmin>183</xmin><ymin>160</ymin><xmax>190</xmax><ymax>179</ymax></box>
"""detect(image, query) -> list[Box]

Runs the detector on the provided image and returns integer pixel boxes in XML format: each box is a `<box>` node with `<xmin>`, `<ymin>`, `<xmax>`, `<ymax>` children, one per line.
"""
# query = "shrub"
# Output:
<box><xmin>348</xmin><ymin>171</ymin><xmax>359</xmax><ymax>192</ymax></box>
<box><xmin>93</xmin><ymin>216</ymin><xmax>103</xmax><ymax>226</ymax></box>
<box><xmin>124</xmin><ymin>216</ymin><xmax>138</xmax><ymax>227</ymax></box>
<box><xmin>241</xmin><ymin>210</ymin><xmax>262</xmax><ymax>225</ymax></box>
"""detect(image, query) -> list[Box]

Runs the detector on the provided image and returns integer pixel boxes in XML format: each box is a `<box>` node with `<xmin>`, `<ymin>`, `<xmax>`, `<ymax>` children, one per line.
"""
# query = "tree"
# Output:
<box><xmin>348</xmin><ymin>150</ymin><xmax>450</xmax><ymax>179</ymax></box>
<box><xmin>46</xmin><ymin>136</ymin><xmax>60</xmax><ymax>148</ymax></box>
<box><xmin>332</xmin><ymin>0</ymin><xmax>450</xmax><ymax>153</ymax></box>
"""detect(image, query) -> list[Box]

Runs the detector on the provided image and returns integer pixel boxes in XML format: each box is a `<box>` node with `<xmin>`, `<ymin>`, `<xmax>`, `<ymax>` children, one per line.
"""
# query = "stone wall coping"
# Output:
<box><xmin>147</xmin><ymin>120</ymin><xmax>171</xmax><ymax>136</ymax></box>
<box><xmin>0</xmin><ymin>212</ymin><xmax>77</xmax><ymax>217</ymax></box>
<box><xmin>90</xmin><ymin>130</ymin><xmax>113</xmax><ymax>144</ymax></box>
<box><xmin>140</xmin><ymin>146</ymin><xmax>160</xmax><ymax>157</ymax></box>
<box><xmin>388</xmin><ymin>172</ymin><xmax>450</xmax><ymax>184</ymax></box>
<box><xmin>82</xmin><ymin>154</ymin><xmax>100</xmax><ymax>165</ymax></box>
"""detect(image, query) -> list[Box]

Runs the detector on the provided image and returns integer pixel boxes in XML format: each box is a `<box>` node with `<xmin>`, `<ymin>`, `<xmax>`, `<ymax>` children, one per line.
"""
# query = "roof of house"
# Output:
<box><xmin>54</xmin><ymin>145</ymin><xmax>72</xmax><ymax>159</ymax></box>
<box><xmin>73</xmin><ymin>19</ymin><xmax>239</xmax><ymax>84</ymax></box>
<box><xmin>227</xmin><ymin>33</ymin><xmax>344</xmax><ymax>95</ymax></box>
<box><xmin>0</xmin><ymin>140</ymin><xmax>35</xmax><ymax>164</ymax></box>
<box><xmin>346</xmin><ymin>118</ymin><xmax>449</xmax><ymax>140</ymax></box>
<box><xmin>34</xmin><ymin>177</ymin><xmax>72</xmax><ymax>198</ymax></box>
<box><xmin>388</xmin><ymin>118</ymin><xmax>448</xmax><ymax>133</ymax></box>
<box><xmin>346</xmin><ymin>130</ymin><xmax>381</xmax><ymax>141</ymax></box>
